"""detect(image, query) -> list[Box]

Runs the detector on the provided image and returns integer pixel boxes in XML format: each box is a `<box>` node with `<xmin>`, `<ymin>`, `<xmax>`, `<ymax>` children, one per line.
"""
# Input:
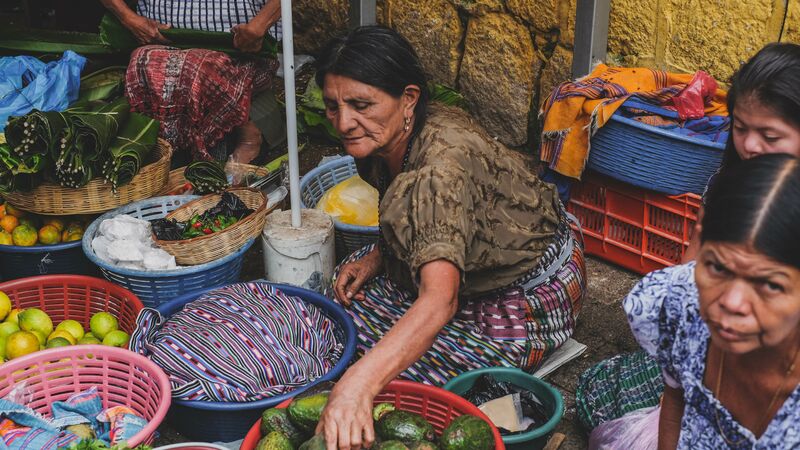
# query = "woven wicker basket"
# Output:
<box><xmin>4</xmin><ymin>139</ymin><xmax>172</xmax><ymax>215</ymax></box>
<box><xmin>154</xmin><ymin>187</ymin><xmax>272</xmax><ymax>265</ymax></box>
<box><xmin>160</xmin><ymin>163</ymin><xmax>271</xmax><ymax>196</ymax></box>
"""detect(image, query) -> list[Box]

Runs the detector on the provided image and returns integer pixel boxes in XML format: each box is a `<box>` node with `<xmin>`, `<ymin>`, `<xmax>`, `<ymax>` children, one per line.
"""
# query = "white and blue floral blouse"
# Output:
<box><xmin>623</xmin><ymin>262</ymin><xmax>800</xmax><ymax>449</ymax></box>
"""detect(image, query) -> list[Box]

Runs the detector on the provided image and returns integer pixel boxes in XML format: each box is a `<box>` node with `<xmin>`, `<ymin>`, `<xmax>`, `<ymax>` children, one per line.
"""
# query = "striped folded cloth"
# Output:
<box><xmin>130</xmin><ymin>282</ymin><xmax>344</xmax><ymax>402</ymax></box>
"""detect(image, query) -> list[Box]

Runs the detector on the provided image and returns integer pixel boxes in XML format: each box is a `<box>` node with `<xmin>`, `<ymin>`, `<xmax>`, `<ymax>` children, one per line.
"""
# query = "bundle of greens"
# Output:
<box><xmin>2</xmin><ymin>94</ymin><xmax>158</xmax><ymax>192</ymax></box>
<box><xmin>65</xmin><ymin>438</ymin><xmax>152</xmax><ymax>450</ymax></box>
<box><xmin>184</xmin><ymin>160</ymin><xmax>229</xmax><ymax>194</ymax></box>
<box><xmin>54</xmin><ymin>97</ymin><xmax>131</xmax><ymax>188</ymax></box>
<box><xmin>99</xmin><ymin>111</ymin><xmax>159</xmax><ymax>190</ymax></box>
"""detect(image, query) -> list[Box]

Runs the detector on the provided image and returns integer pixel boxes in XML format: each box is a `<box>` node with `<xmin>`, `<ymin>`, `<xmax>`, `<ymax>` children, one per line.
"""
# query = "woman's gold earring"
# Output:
<box><xmin>404</xmin><ymin>117</ymin><xmax>411</xmax><ymax>132</ymax></box>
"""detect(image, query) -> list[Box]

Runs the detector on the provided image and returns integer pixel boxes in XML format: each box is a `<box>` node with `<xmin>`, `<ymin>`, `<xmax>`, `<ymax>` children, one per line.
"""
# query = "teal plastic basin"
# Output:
<box><xmin>443</xmin><ymin>367</ymin><xmax>564</xmax><ymax>450</ymax></box>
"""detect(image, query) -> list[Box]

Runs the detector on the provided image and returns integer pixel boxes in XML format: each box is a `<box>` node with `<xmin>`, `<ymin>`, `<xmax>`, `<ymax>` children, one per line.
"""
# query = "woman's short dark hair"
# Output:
<box><xmin>722</xmin><ymin>42</ymin><xmax>800</xmax><ymax>167</ymax></box>
<box><xmin>702</xmin><ymin>153</ymin><xmax>800</xmax><ymax>268</ymax></box>
<box><xmin>315</xmin><ymin>25</ymin><xmax>430</xmax><ymax>136</ymax></box>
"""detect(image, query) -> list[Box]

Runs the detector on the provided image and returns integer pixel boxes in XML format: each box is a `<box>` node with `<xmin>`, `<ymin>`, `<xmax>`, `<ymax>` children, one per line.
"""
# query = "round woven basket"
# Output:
<box><xmin>4</xmin><ymin>139</ymin><xmax>172</xmax><ymax>215</ymax></box>
<box><xmin>154</xmin><ymin>187</ymin><xmax>272</xmax><ymax>265</ymax></box>
<box><xmin>160</xmin><ymin>163</ymin><xmax>271</xmax><ymax>196</ymax></box>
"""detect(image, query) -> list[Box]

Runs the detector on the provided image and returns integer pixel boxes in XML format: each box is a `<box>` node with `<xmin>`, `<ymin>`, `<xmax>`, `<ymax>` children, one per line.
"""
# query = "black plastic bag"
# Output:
<box><xmin>462</xmin><ymin>374</ymin><xmax>551</xmax><ymax>435</ymax></box>
<box><xmin>151</xmin><ymin>218</ymin><xmax>186</xmax><ymax>241</ymax></box>
<box><xmin>205</xmin><ymin>191</ymin><xmax>253</xmax><ymax>220</ymax></box>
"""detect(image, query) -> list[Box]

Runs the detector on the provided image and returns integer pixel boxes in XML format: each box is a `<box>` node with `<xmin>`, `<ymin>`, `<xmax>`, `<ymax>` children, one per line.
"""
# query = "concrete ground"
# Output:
<box><xmin>153</xmin><ymin>250</ymin><xmax>642</xmax><ymax>449</ymax></box>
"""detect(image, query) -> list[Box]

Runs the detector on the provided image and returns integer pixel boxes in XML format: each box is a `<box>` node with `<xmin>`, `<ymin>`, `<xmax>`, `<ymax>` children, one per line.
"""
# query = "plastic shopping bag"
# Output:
<box><xmin>0</xmin><ymin>51</ymin><xmax>86</xmax><ymax>132</ymax></box>
<box><xmin>672</xmin><ymin>71</ymin><xmax>718</xmax><ymax>120</ymax></box>
<box><xmin>316</xmin><ymin>175</ymin><xmax>379</xmax><ymax>226</ymax></box>
<box><xmin>588</xmin><ymin>405</ymin><xmax>660</xmax><ymax>450</ymax></box>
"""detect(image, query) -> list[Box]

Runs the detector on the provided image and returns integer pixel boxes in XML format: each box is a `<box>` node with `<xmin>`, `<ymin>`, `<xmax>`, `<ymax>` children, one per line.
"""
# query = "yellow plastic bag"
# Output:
<box><xmin>316</xmin><ymin>175</ymin><xmax>379</xmax><ymax>226</ymax></box>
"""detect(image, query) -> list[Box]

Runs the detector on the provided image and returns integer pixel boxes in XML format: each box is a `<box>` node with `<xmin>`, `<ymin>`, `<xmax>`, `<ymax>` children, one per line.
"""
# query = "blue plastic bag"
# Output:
<box><xmin>0</xmin><ymin>50</ymin><xmax>86</xmax><ymax>132</ymax></box>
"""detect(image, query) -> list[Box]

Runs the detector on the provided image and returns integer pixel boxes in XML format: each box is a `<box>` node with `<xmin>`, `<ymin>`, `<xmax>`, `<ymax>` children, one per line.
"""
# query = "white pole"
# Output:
<box><xmin>280</xmin><ymin>0</ymin><xmax>302</xmax><ymax>228</ymax></box>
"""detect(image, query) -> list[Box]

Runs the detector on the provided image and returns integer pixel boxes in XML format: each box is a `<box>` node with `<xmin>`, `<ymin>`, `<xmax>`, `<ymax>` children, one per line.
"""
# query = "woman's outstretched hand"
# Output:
<box><xmin>122</xmin><ymin>14</ymin><xmax>170</xmax><ymax>45</ymax></box>
<box><xmin>316</xmin><ymin>379</ymin><xmax>376</xmax><ymax>450</ymax></box>
<box><xmin>232</xmin><ymin>20</ymin><xmax>266</xmax><ymax>53</ymax></box>
<box><xmin>333</xmin><ymin>247</ymin><xmax>382</xmax><ymax>306</ymax></box>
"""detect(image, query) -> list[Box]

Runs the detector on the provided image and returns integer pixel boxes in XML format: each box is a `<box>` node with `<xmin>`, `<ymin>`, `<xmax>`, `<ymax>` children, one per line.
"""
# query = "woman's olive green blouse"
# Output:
<box><xmin>357</xmin><ymin>104</ymin><xmax>562</xmax><ymax>297</ymax></box>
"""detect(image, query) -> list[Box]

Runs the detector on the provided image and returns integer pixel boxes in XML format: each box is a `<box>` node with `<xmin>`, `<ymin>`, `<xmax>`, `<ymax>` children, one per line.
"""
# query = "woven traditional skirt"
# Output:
<box><xmin>330</xmin><ymin>215</ymin><xmax>586</xmax><ymax>386</ymax></box>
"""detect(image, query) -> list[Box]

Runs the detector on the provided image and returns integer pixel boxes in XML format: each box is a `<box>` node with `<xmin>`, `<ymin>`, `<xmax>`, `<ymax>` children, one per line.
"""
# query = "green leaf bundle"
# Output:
<box><xmin>100</xmin><ymin>112</ymin><xmax>159</xmax><ymax>191</ymax></box>
<box><xmin>184</xmin><ymin>160</ymin><xmax>229</xmax><ymax>194</ymax></box>
<box><xmin>5</xmin><ymin>110</ymin><xmax>69</xmax><ymax>160</ymax></box>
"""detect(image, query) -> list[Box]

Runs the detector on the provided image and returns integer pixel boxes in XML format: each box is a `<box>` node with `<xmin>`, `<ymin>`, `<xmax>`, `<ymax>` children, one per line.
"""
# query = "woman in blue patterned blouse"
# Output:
<box><xmin>623</xmin><ymin>153</ymin><xmax>800</xmax><ymax>448</ymax></box>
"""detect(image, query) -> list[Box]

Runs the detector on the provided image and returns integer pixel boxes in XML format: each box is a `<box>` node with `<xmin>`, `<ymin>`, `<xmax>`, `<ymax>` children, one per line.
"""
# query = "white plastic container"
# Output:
<box><xmin>261</xmin><ymin>208</ymin><xmax>335</xmax><ymax>292</ymax></box>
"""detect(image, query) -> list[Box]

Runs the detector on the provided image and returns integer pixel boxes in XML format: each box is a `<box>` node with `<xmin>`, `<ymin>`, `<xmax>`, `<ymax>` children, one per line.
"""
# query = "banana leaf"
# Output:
<box><xmin>54</xmin><ymin>98</ymin><xmax>129</xmax><ymax>188</ymax></box>
<box><xmin>99</xmin><ymin>14</ymin><xmax>278</xmax><ymax>57</ymax></box>
<box><xmin>0</xmin><ymin>144</ymin><xmax>46</xmax><ymax>192</ymax></box>
<box><xmin>184</xmin><ymin>160</ymin><xmax>229</xmax><ymax>194</ymax></box>
<box><xmin>5</xmin><ymin>110</ymin><xmax>70</xmax><ymax>160</ymax></box>
<box><xmin>78</xmin><ymin>67</ymin><xmax>127</xmax><ymax>103</ymax></box>
<box><xmin>0</xmin><ymin>28</ymin><xmax>115</xmax><ymax>55</ymax></box>
<box><xmin>100</xmin><ymin>112</ymin><xmax>159</xmax><ymax>190</ymax></box>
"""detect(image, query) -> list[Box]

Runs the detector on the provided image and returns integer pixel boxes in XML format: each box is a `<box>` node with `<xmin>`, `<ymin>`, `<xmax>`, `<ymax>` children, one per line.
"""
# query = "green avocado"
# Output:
<box><xmin>409</xmin><ymin>441</ymin><xmax>439</xmax><ymax>450</ymax></box>
<box><xmin>376</xmin><ymin>410</ymin><xmax>436</xmax><ymax>443</ymax></box>
<box><xmin>439</xmin><ymin>414</ymin><xmax>494</xmax><ymax>450</ymax></box>
<box><xmin>255</xmin><ymin>431</ymin><xmax>294</xmax><ymax>450</ymax></box>
<box><xmin>298</xmin><ymin>434</ymin><xmax>326</xmax><ymax>450</ymax></box>
<box><xmin>376</xmin><ymin>441</ymin><xmax>410</xmax><ymax>450</ymax></box>
<box><xmin>288</xmin><ymin>392</ymin><xmax>330</xmax><ymax>432</ymax></box>
<box><xmin>260</xmin><ymin>407</ymin><xmax>307</xmax><ymax>447</ymax></box>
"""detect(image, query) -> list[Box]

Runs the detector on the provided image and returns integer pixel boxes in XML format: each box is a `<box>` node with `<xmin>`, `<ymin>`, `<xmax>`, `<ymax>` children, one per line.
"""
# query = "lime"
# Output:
<box><xmin>55</xmin><ymin>320</ymin><xmax>85</xmax><ymax>341</ymax></box>
<box><xmin>19</xmin><ymin>307</ymin><xmax>53</xmax><ymax>337</ymax></box>
<box><xmin>101</xmin><ymin>330</ymin><xmax>130</xmax><ymax>348</ymax></box>
<box><xmin>77</xmin><ymin>335</ymin><xmax>101</xmax><ymax>345</ymax></box>
<box><xmin>6</xmin><ymin>330</ymin><xmax>39</xmax><ymax>359</ymax></box>
<box><xmin>0</xmin><ymin>291</ymin><xmax>11</xmax><ymax>321</ymax></box>
<box><xmin>48</xmin><ymin>330</ymin><xmax>77</xmax><ymax>345</ymax></box>
<box><xmin>31</xmin><ymin>330</ymin><xmax>47</xmax><ymax>346</ymax></box>
<box><xmin>89</xmin><ymin>312</ymin><xmax>118</xmax><ymax>339</ymax></box>
<box><xmin>45</xmin><ymin>337</ymin><xmax>71</xmax><ymax>349</ymax></box>
<box><xmin>0</xmin><ymin>321</ymin><xmax>18</xmax><ymax>339</ymax></box>
<box><xmin>0</xmin><ymin>336</ymin><xmax>6</xmax><ymax>360</ymax></box>
<box><xmin>5</xmin><ymin>308</ymin><xmax>21</xmax><ymax>324</ymax></box>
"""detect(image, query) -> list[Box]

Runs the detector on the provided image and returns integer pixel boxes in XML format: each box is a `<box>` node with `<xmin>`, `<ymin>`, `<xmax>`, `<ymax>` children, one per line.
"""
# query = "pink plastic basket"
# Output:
<box><xmin>0</xmin><ymin>345</ymin><xmax>171</xmax><ymax>446</ymax></box>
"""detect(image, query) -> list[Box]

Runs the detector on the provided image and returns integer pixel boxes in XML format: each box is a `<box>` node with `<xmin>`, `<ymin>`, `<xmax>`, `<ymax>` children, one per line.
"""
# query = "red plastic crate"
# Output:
<box><xmin>567</xmin><ymin>171</ymin><xmax>701</xmax><ymax>275</ymax></box>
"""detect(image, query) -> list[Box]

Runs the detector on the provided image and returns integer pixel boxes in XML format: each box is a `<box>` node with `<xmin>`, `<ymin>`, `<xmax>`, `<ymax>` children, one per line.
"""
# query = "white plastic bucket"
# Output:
<box><xmin>261</xmin><ymin>208</ymin><xmax>335</xmax><ymax>292</ymax></box>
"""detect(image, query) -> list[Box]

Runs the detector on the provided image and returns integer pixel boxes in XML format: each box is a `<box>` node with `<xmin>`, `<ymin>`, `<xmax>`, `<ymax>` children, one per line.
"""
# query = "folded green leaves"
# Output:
<box><xmin>5</xmin><ymin>111</ymin><xmax>69</xmax><ymax>160</ymax></box>
<box><xmin>100</xmin><ymin>112</ymin><xmax>159</xmax><ymax>190</ymax></box>
<box><xmin>54</xmin><ymin>97</ymin><xmax>130</xmax><ymax>188</ymax></box>
<box><xmin>184</xmin><ymin>161</ymin><xmax>229</xmax><ymax>194</ymax></box>
<box><xmin>0</xmin><ymin>143</ymin><xmax>46</xmax><ymax>193</ymax></box>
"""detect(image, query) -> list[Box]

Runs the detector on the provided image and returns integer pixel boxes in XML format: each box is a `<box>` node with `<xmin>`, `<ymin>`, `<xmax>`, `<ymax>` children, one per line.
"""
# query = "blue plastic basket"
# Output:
<box><xmin>0</xmin><ymin>240</ymin><xmax>100</xmax><ymax>281</ymax></box>
<box><xmin>588</xmin><ymin>114</ymin><xmax>725</xmax><ymax>195</ymax></box>
<box><xmin>152</xmin><ymin>282</ymin><xmax>357</xmax><ymax>443</ymax></box>
<box><xmin>82</xmin><ymin>195</ymin><xmax>254</xmax><ymax>308</ymax></box>
<box><xmin>300</xmin><ymin>156</ymin><xmax>380</xmax><ymax>260</ymax></box>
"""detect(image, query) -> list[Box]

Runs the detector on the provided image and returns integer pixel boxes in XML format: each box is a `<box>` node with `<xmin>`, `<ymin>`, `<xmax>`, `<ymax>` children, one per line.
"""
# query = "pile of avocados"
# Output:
<box><xmin>255</xmin><ymin>391</ymin><xmax>495</xmax><ymax>450</ymax></box>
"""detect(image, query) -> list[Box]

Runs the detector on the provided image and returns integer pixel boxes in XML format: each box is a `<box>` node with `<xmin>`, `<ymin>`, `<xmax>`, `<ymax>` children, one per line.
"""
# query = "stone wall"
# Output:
<box><xmin>292</xmin><ymin>0</ymin><xmax>800</xmax><ymax>150</ymax></box>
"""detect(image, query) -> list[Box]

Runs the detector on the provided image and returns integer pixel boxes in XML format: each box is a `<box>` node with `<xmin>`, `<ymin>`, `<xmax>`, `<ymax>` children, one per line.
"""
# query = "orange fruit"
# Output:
<box><xmin>18</xmin><ymin>216</ymin><xmax>40</xmax><ymax>230</ymax></box>
<box><xmin>0</xmin><ymin>231</ymin><xmax>12</xmax><ymax>246</ymax></box>
<box><xmin>65</xmin><ymin>232</ymin><xmax>83</xmax><ymax>242</ymax></box>
<box><xmin>0</xmin><ymin>204</ymin><xmax>6</xmax><ymax>219</ymax></box>
<box><xmin>0</xmin><ymin>215</ymin><xmax>18</xmax><ymax>233</ymax></box>
<box><xmin>6</xmin><ymin>330</ymin><xmax>39</xmax><ymax>360</ymax></box>
<box><xmin>4</xmin><ymin>204</ymin><xmax>25</xmax><ymax>218</ymax></box>
<box><xmin>42</xmin><ymin>218</ymin><xmax>65</xmax><ymax>233</ymax></box>
<box><xmin>38</xmin><ymin>225</ymin><xmax>61</xmax><ymax>245</ymax></box>
<box><xmin>11</xmin><ymin>224</ymin><xmax>37</xmax><ymax>246</ymax></box>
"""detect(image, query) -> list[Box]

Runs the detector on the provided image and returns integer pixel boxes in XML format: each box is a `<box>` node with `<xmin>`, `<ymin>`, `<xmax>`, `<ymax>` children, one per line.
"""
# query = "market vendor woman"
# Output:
<box><xmin>316</xmin><ymin>26</ymin><xmax>586</xmax><ymax>449</ymax></box>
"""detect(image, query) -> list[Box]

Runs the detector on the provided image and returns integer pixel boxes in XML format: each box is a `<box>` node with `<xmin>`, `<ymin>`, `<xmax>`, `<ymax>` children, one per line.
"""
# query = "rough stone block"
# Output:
<box><xmin>608</xmin><ymin>0</ymin><xmax>658</xmax><ymax>58</ymax></box>
<box><xmin>781</xmin><ymin>0</ymin><xmax>800</xmax><ymax>43</ymax></box>
<box><xmin>292</xmin><ymin>0</ymin><xmax>349</xmax><ymax>54</ymax></box>
<box><xmin>558</xmin><ymin>0</ymin><xmax>577</xmax><ymax>47</ymax></box>
<box><xmin>508</xmin><ymin>0</ymin><xmax>559</xmax><ymax>32</ymax></box>
<box><xmin>448</xmin><ymin>0</ymin><xmax>504</xmax><ymax>15</ymax></box>
<box><xmin>391</xmin><ymin>0</ymin><xmax>463</xmax><ymax>86</ymax></box>
<box><xmin>539</xmin><ymin>45</ymin><xmax>573</xmax><ymax>110</ymax></box>
<box><xmin>665</xmin><ymin>0</ymin><xmax>781</xmax><ymax>82</ymax></box>
<box><xmin>460</xmin><ymin>13</ymin><xmax>537</xmax><ymax>146</ymax></box>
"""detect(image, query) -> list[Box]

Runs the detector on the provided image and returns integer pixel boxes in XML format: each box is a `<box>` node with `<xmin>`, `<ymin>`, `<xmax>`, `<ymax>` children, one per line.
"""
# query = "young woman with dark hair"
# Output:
<box><xmin>626</xmin><ymin>154</ymin><xmax>800</xmax><ymax>448</ymax></box>
<box><xmin>313</xmin><ymin>26</ymin><xmax>587</xmax><ymax>449</ymax></box>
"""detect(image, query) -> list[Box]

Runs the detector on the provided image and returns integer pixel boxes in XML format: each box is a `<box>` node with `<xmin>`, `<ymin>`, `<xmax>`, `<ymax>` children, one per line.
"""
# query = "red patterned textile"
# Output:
<box><xmin>125</xmin><ymin>45</ymin><xmax>277</xmax><ymax>160</ymax></box>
